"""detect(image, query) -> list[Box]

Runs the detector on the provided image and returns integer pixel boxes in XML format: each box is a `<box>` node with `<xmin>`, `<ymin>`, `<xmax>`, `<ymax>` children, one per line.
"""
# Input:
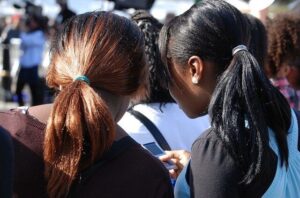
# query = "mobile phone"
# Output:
<box><xmin>143</xmin><ymin>142</ymin><xmax>177</xmax><ymax>170</ymax></box>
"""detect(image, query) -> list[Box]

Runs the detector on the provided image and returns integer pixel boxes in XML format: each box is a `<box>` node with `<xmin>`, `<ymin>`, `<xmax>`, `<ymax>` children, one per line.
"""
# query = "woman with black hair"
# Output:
<box><xmin>159</xmin><ymin>0</ymin><xmax>300</xmax><ymax>197</ymax></box>
<box><xmin>119</xmin><ymin>10</ymin><xmax>210</xmax><ymax>151</ymax></box>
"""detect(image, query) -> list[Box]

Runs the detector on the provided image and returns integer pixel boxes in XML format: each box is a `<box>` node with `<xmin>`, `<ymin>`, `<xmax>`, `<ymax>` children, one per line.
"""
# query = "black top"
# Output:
<box><xmin>189</xmin><ymin>128</ymin><xmax>277</xmax><ymax>198</ymax></box>
<box><xmin>0</xmin><ymin>127</ymin><xmax>13</xmax><ymax>198</ymax></box>
<box><xmin>0</xmin><ymin>109</ymin><xmax>174</xmax><ymax>198</ymax></box>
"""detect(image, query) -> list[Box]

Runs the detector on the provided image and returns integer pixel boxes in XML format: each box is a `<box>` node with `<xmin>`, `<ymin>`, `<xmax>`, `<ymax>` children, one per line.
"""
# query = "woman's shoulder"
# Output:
<box><xmin>192</xmin><ymin>128</ymin><xmax>221</xmax><ymax>148</ymax></box>
<box><xmin>0</xmin><ymin>109</ymin><xmax>30</xmax><ymax>135</ymax></box>
<box><xmin>32</xmin><ymin>30</ymin><xmax>45</xmax><ymax>36</ymax></box>
<box><xmin>189</xmin><ymin>128</ymin><xmax>243</xmax><ymax>197</ymax></box>
<box><xmin>191</xmin><ymin>127</ymin><xmax>235</xmax><ymax>167</ymax></box>
<box><xmin>190</xmin><ymin>127</ymin><xmax>278</xmax><ymax>198</ymax></box>
<box><xmin>0</xmin><ymin>108</ymin><xmax>46</xmax><ymax>128</ymax></box>
<box><xmin>0</xmin><ymin>108</ymin><xmax>45</xmax><ymax>155</ymax></box>
<box><xmin>73</xmin><ymin>136</ymin><xmax>174</xmax><ymax>197</ymax></box>
<box><xmin>0</xmin><ymin>108</ymin><xmax>47</xmax><ymax>197</ymax></box>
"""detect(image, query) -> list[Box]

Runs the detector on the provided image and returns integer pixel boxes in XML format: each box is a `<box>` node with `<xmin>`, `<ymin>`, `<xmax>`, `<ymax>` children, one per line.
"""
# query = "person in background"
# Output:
<box><xmin>55</xmin><ymin>0</ymin><xmax>76</xmax><ymax>26</ymax></box>
<box><xmin>267</xmin><ymin>13</ymin><xmax>300</xmax><ymax>110</ymax></box>
<box><xmin>159</xmin><ymin>0</ymin><xmax>299</xmax><ymax>197</ymax></box>
<box><xmin>0</xmin><ymin>17</ymin><xmax>5</xmax><ymax>35</ymax></box>
<box><xmin>119</xmin><ymin>10</ymin><xmax>210</xmax><ymax>152</ymax></box>
<box><xmin>0</xmin><ymin>128</ymin><xmax>13</xmax><ymax>198</ymax></box>
<box><xmin>0</xmin><ymin>11</ymin><xmax>173</xmax><ymax>198</ymax></box>
<box><xmin>16</xmin><ymin>14</ymin><xmax>46</xmax><ymax>106</ymax></box>
<box><xmin>164</xmin><ymin>12</ymin><xmax>176</xmax><ymax>24</ymax></box>
<box><xmin>289</xmin><ymin>0</ymin><xmax>300</xmax><ymax>14</ymax></box>
<box><xmin>110</xmin><ymin>0</ymin><xmax>155</xmax><ymax>11</ymax></box>
<box><xmin>1</xmin><ymin>15</ymin><xmax>21</xmax><ymax>101</ymax></box>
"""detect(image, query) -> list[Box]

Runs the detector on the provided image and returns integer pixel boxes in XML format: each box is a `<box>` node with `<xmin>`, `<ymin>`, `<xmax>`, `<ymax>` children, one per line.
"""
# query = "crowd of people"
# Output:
<box><xmin>0</xmin><ymin>0</ymin><xmax>76</xmax><ymax>105</ymax></box>
<box><xmin>0</xmin><ymin>0</ymin><xmax>300</xmax><ymax>197</ymax></box>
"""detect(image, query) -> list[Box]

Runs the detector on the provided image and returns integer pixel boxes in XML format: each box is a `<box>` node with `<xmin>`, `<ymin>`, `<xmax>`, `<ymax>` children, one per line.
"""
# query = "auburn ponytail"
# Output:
<box><xmin>44</xmin><ymin>81</ymin><xmax>115</xmax><ymax>197</ymax></box>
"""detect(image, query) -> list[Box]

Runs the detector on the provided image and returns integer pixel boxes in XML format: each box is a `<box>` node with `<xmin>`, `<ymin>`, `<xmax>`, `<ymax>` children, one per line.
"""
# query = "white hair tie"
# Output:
<box><xmin>232</xmin><ymin>45</ymin><xmax>248</xmax><ymax>55</ymax></box>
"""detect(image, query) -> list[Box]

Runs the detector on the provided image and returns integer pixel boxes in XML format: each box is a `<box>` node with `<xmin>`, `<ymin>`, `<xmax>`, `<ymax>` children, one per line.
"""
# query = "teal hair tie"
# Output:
<box><xmin>75</xmin><ymin>75</ymin><xmax>90</xmax><ymax>85</ymax></box>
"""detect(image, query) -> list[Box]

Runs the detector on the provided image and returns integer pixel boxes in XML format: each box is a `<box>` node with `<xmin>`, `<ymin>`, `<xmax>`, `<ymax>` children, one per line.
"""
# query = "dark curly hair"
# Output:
<box><xmin>131</xmin><ymin>10</ymin><xmax>175</xmax><ymax>105</ymax></box>
<box><xmin>267</xmin><ymin>13</ymin><xmax>300</xmax><ymax>77</ymax></box>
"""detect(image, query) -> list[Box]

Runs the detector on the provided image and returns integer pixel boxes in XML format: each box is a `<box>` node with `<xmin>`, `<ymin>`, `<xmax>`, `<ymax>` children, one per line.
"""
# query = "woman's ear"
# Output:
<box><xmin>188</xmin><ymin>56</ymin><xmax>204</xmax><ymax>85</ymax></box>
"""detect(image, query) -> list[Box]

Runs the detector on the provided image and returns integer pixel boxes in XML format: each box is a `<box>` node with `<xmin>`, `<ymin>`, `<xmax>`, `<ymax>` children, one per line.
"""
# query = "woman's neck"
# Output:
<box><xmin>27</xmin><ymin>104</ymin><xmax>128</xmax><ymax>141</ymax></box>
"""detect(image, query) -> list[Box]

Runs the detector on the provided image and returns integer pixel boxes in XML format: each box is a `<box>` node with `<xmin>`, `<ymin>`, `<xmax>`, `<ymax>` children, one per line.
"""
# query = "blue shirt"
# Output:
<box><xmin>20</xmin><ymin>30</ymin><xmax>45</xmax><ymax>68</ymax></box>
<box><xmin>174</xmin><ymin>162</ymin><xmax>190</xmax><ymax>198</ymax></box>
<box><xmin>263</xmin><ymin>110</ymin><xmax>300</xmax><ymax>198</ymax></box>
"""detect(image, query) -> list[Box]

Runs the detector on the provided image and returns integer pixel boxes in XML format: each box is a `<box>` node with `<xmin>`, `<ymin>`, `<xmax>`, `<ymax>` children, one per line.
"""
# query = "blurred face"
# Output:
<box><xmin>26</xmin><ymin>17</ymin><xmax>38</xmax><ymax>30</ymax></box>
<box><xmin>287</xmin><ymin>66</ymin><xmax>300</xmax><ymax>90</ymax></box>
<box><xmin>168</xmin><ymin>60</ymin><xmax>212</xmax><ymax>118</ymax></box>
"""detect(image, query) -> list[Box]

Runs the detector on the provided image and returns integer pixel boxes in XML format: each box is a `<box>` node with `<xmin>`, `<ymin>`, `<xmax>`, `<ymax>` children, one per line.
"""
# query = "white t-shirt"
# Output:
<box><xmin>118</xmin><ymin>103</ymin><xmax>210</xmax><ymax>151</ymax></box>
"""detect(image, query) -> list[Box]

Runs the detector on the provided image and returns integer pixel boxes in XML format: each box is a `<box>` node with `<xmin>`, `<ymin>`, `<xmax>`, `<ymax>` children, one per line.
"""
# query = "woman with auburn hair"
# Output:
<box><xmin>0</xmin><ymin>11</ymin><xmax>173</xmax><ymax>198</ymax></box>
<box><xmin>159</xmin><ymin>0</ymin><xmax>300</xmax><ymax>197</ymax></box>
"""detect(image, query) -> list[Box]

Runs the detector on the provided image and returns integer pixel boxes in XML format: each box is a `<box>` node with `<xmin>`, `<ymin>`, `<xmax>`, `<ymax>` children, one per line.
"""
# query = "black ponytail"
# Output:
<box><xmin>209</xmin><ymin>49</ymin><xmax>290</xmax><ymax>183</ymax></box>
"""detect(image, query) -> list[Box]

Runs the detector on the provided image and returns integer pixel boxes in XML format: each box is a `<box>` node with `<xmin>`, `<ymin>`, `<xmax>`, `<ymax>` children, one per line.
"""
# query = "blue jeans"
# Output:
<box><xmin>0</xmin><ymin>127</ymin><xmax>13</xmax><ymax>198</ymax></box>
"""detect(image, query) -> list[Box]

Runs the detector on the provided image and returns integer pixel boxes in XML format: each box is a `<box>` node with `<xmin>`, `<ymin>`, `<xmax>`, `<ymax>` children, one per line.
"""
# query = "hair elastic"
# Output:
<box><xmin>74</xmin><ymin>75</ymin><xmax>90</xmax><ymax>85</ymax></box>
<box><xmin>232</xmin><ymin>45</ymin><xmax>248</xmax><ymax>55</ymax></box>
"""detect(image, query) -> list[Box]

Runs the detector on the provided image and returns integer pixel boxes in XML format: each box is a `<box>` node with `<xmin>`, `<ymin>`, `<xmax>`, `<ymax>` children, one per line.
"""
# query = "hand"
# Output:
<box><xmin>159</xmin><ymin>150</ymin><xmax>191</xmax><ymax>179</ymax></box>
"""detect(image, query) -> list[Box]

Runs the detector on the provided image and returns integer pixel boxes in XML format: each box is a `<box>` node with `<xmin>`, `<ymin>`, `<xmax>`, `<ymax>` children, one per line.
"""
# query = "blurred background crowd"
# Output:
<box><xmin>0</xmin><ymin>0</ymin><xmax>299</xmax><ymax>110</ymax></box>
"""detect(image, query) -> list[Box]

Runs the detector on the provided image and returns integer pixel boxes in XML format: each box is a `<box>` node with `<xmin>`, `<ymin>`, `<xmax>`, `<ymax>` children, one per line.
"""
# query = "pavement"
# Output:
<box><xmin>0</xmin><ymin>88</ymin><xmax>18</xmax><ymax>110</ymax></box>
<box><xmin>0</xmin><ymin>82</ymin><xmax>31</xmax><ymax>111</ymax></box>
